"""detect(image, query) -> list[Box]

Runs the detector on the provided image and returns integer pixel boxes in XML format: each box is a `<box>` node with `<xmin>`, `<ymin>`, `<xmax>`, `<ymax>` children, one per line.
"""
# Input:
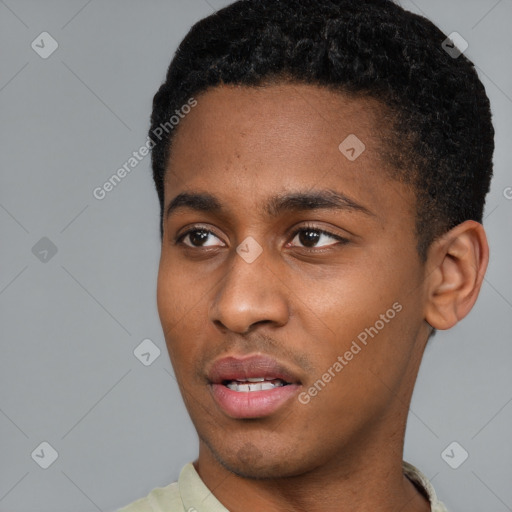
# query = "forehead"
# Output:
<box><xmin>164</xmin><ymin>83</ymin><xmax>413</xmax><ymax>222</ymax></box>
<box><xmin>167</xmin><ymin>83</ymin><xmax>384</xmax><ymax>172</ymax></box>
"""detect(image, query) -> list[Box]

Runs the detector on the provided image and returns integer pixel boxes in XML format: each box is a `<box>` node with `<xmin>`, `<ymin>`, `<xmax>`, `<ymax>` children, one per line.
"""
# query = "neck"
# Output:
<box><xmin>194</xmin><ymin>414</ymin><xmax>430</xmax><ymax>512</ymax></box>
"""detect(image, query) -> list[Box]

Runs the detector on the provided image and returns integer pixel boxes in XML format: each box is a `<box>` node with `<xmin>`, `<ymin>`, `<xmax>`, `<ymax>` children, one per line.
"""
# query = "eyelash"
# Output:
<box><xmin>175</xmin><ymin>224</ymin><xmax>349</xmax><ymax>250</ymax></box>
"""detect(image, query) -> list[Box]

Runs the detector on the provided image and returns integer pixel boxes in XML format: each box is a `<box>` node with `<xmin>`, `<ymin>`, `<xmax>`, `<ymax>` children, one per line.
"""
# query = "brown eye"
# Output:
<box><xmin>289</xmin><ymin>228</ymin><xmax>348</xmax><ymax>249</ymax></box>
<box><xmin>177</xmin><ymin>228</ymin><xmax>223</xmax><ymax>248</ymax></box>
<box><xmin>298</xmin><ymin>229</ymin><xmax>321</xmax><ymax>247</ymax></box>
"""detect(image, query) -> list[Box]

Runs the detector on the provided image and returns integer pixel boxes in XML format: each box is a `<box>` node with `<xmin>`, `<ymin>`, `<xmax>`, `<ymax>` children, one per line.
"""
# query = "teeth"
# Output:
<box><xmin>236</xmin><ymin>377</ymin><xmax>265</xmax><ymax>382</ymax></box>
<box><xmin>226</xmin><ymin>380</ymin><xmax>285</xmax><ymax>392</ymax></box>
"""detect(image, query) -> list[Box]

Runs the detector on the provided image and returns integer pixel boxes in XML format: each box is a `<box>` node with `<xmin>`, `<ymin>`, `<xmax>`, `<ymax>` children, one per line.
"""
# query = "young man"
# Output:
<box><xmin>119</xmin><ymin>0</ymin><xmax>493</xmax><ymax>510</ymax></box>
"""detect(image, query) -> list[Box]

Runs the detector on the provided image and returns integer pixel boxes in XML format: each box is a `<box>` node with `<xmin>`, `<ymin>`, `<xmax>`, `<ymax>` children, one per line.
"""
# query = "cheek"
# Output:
<box><xmin>157</xmin><ymin>253</ymin><xmax>220</xmax><ymax>382</ymax></box>
<box><xmin>288</xmin><ymin>262</ymin><xmax>399</xmax><ymax>343</ymax></box>
<box><xmin>157</xmin><ymin>257</ymin><xmax>196</xmax><ymax>360</ymax></box>
<box><xmin>313</xmin><ymin>274</ymin><xmax>422</xmax><ymax>411</ymax></box>
<box><xmin>156</xmin><ymin>263</ymin><xmax>177</xmax><ymax>333</ymax></box>
<box><xmin>293</xmin><ymin>253</ymin><xmax>422</xmax><ymax>380</ymax></box>
<box><xmin>157</xmin><ymin>251</ymin><xmax>200</xmax><ymax>320</ymax></box>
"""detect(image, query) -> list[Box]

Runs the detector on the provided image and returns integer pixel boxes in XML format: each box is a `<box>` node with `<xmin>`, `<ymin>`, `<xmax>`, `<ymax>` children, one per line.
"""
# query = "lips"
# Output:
<box><xmin>207</xmin><ymin>355</ymin><xmax>300</xmax><ymax>385</ymax></box>
<box><xmin>207</xmin><ymin>355</ymin><xmax>302</xmax><ymax>419</ymax></box>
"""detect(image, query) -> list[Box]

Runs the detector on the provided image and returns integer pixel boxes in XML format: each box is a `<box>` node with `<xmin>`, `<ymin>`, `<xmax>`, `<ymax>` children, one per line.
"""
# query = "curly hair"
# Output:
<box><xmin>149</xmin><ymin>0</ymin><xmax>494</xmax><ymax>259</ymax></box>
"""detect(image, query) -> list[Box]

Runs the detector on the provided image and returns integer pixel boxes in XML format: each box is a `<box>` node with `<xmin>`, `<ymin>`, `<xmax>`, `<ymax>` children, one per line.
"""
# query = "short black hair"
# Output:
<box><xmin>149</xmin><ymin>0</ymin><xmax>494</xmax><ymax>259</ymax></box>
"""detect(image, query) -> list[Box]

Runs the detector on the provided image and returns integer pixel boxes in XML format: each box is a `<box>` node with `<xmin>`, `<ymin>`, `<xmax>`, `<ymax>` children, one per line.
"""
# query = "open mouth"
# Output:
<box><xmin>223</xmin><ymin>377</ymin><xmax>290</xmax><ymax>392</ymax></box>
<box><xmin>207</xmin><ymin>354</ymin><xmax>301</xmax><ymax>418</ymax></box>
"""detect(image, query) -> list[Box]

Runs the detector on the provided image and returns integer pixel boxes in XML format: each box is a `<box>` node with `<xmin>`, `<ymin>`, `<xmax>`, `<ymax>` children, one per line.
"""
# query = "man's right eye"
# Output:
<box><xmin>176</xmin><ymin>228</ymin><xmax>224</xmax><ymax>248</ymax></box>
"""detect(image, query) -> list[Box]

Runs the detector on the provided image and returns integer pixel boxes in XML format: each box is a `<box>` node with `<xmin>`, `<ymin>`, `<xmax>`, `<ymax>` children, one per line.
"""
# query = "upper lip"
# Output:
<box><xmin>207</xmin><ymin>354</ymin><xmax>301</xmax><ymax>385</ymax></box>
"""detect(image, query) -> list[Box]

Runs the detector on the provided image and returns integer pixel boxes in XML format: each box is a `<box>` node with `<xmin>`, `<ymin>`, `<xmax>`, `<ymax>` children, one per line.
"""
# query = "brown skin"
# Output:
<box><xmin>156</xmin><ymin>83</ymin><xmax>488</xmax><ymax>512</ymax></box>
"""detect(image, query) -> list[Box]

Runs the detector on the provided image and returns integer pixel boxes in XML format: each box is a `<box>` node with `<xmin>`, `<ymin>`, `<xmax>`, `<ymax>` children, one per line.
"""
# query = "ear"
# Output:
<box><xmin>424</xmin><ymin>220</ymin><xmax>489</xmax><ymax>330</ymax></box>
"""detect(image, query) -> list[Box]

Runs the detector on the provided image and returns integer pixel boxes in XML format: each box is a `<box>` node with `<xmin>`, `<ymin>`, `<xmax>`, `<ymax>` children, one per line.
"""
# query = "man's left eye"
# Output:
<box><xmin>288</xmin><ymin>228</ymin><xmax>348</xmax><ymax>249</ymax></box>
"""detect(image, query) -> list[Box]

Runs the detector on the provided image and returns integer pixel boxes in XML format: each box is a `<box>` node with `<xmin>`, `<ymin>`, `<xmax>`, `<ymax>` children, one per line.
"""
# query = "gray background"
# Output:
<box><xmin>0</xmin><ymin>0</ymin><xmax>511</xmax><ymax>511</ymax></box>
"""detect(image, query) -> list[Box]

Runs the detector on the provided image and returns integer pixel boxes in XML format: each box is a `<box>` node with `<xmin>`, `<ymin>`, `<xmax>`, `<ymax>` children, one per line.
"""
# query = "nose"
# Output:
<box><xmin>209</xmin><ymin>250</ymin><xmax>289</xmax><ymax>334</ymax></box>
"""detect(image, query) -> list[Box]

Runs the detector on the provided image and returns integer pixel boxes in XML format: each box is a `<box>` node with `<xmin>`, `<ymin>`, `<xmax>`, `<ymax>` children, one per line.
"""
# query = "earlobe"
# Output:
<box><xmin>424</xmin><ymin>220</ymin><xmax>489</xmax><ymax>330</ymax></box>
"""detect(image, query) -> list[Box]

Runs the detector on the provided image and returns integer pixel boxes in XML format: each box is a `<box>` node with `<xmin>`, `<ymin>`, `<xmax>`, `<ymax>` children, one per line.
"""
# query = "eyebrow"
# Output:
<box><xmin>165</xmin><ymin>189</ymin><xmax>374</xmax><ymax>220</ymax></box>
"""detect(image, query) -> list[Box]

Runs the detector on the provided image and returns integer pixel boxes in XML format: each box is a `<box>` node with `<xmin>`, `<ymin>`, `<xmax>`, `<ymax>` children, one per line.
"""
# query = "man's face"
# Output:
<box><xmin>157</xmin><ymin>84</ymin><xmax>429</xmax><ymax>478</ymax></box>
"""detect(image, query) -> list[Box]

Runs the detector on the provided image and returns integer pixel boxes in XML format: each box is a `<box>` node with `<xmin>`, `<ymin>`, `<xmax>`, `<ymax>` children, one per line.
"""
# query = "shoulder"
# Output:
<box><xmin>117</xmin><ymin>481</ymin><xmax>183</xmax><ymax>512</ymax></box>
<box><xmin>403</xmin><ymin>460</ymin><xmax>449</xmax><ymax>512</ymax></box>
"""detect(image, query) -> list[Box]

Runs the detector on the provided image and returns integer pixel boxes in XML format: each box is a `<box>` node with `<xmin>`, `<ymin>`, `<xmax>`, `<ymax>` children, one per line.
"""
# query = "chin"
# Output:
<box><xmin>206</xmin><ymin>437</ymin><xmax>313</xmax><ymax>480</ymax></box>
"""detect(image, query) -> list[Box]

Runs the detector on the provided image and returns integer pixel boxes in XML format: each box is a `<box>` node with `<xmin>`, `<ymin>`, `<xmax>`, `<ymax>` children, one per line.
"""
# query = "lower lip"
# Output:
<box><xmin>210</xmin><ymin>383</ymin><xmax>301</xmax><ymax>419</ymax></box>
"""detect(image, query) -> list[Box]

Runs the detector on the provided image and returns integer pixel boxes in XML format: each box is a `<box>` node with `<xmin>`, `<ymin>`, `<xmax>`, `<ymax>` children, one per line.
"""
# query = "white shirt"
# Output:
<box><xmin>118</xmin><ymin>460</ymin><xmax>449</xmax><ymax>512</ymax></box>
